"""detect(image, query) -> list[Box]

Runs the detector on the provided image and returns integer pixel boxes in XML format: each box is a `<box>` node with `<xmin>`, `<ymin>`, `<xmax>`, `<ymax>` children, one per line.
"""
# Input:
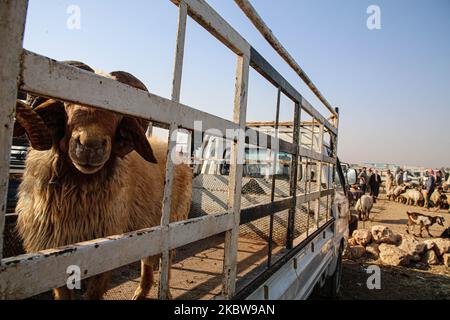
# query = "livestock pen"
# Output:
<box><xmin>0</xmin><ymin>0</ymin><xmax>341</xmax><ymax>299</ymax></box>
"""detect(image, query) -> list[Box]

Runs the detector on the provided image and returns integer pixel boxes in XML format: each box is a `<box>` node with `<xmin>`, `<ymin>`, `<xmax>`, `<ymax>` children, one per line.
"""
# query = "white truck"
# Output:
<box><xmin>0</xmin><ymin>0</ymin><xmax>356</xmax><ymax>300</ymax></box>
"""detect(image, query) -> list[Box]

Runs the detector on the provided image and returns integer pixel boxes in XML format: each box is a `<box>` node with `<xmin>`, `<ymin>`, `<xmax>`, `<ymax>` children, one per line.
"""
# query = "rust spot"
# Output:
<box><xmin>43</xmin><ymin>247</ymin><xmax>77</xmax><ymax>258</ymax></box>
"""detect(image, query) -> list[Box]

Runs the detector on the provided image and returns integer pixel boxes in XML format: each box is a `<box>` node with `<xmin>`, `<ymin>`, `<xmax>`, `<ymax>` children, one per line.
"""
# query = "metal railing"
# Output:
<box><xmin>0</xmin><ymin>0</ymin><xmax>338</xmax><ymax>299</ymax></box>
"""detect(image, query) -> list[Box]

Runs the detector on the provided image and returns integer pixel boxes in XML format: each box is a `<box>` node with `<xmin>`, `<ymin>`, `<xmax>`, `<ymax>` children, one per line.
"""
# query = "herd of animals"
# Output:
<box><xmin>351</xmin><ymin>183</ymin><xmax>449</xmax><ymax>239</ymax></box>
<box><xmin>11</xmin><ymin>61</ymin><xmax>193</xmax><ymax>300</ymax></box>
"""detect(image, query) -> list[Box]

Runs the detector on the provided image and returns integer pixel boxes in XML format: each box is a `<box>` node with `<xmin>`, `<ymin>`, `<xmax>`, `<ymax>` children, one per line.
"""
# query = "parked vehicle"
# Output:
<box><xmin>0</xmin><ymin>0</ymin><xmax>350</xmax><ymax>300</ymax></box>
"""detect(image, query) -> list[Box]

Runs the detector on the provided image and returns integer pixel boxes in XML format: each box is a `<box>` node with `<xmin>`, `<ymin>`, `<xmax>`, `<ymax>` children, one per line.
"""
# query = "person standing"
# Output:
<box><xmin>369</xmin><ymin>169</ymin><xmax>382</xmax><ymax>202</ymax></box>
<box><xmin>403</xmin><ymin>170</ymin><xmax>412</xmax><ymax>184</ymax></box>
<box><xmin>426</xmin><ymin>169</ymin><xmax>436</xmax><ymax>210</ymax></box>
<box><xmin>395</xmin><ymin>169</ymin><xmax>404</xmax><ymax>186</ymax></box>
<box><xmin>436</xmin><ymin>170</ymin><xmax>443</xmax><ymax>188</ymax></box>
<box><xmin>385</xmin><ymin>169</ymin><xmax>394</xmax><ymax>194</ymax></box>
<box><xmin>358</xmin><ymin>167</ymin><xmax>368</xmax><ymax>194</ymax></box>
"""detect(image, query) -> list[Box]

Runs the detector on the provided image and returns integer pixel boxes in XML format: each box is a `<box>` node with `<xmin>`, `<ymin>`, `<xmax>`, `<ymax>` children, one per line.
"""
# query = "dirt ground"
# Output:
<box><xmin>339</xmin><ymin>193</ymin><xmax>450</xmax><ymax>300</ymax></box>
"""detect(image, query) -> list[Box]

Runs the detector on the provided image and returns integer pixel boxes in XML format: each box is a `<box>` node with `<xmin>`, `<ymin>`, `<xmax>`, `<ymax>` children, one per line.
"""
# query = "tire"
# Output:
<box><xmin>316</xmin><ymin>242</ymin><xmax>344</xmax><ymax>299</ymax></box>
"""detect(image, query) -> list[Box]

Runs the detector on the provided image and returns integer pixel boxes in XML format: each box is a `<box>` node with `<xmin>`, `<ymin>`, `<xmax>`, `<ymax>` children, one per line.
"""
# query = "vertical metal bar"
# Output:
<box><xmin>158</xmin><ymin>0</ymin><xmax>187</xmax><ymax>300</ymax></box>
<box><xmin>0</xmin><ymin>0</ymin><xmax>28</xmax><ymax>262</ymax></box>
<box><xmin>307</xmin><ymin>118</ymin><xmax>315</xmax><ymax>228</ymax></box>
<box><xmin>325</xmin><ymin>163</ymin><xmax>331</xmax><ymax>221</ymax></box>
<box><xmin>267</xmin><ymin>87</ymin><xmax>281</xmax><ymax>267</ymax></box>
<box><xmin>171</xmin><ymin>0</ymin><xmax>188</xmax><ymax>103</ymax></box>
<box><xmin>330</xmin><ymin>109</ymin><xmax>339</xmax><ymax>221</ymax></box>
<box><xmin>222</xmin><ymin>53</ymin><xmax>249</xmax><ymax>299</ymax></box>
<box><xmin>315</xmin><ymin>123</ymin><xmax>324</xmax><ymax>227</ymax></box>
<box><xmin>286</xmin><ymin>102</ymin><xmax>300</xmax><ymax>249</ymax></box>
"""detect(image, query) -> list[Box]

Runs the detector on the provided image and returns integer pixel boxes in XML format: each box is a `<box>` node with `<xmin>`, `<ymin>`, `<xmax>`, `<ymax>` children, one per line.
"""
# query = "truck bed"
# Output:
<box><xmin>4</xmin><ymin>173</ymin><xmax>331</xmax><ymax>300</ymax></box>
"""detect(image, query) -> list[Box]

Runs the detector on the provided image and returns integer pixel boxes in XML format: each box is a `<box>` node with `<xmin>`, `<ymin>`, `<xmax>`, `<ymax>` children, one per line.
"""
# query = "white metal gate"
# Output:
<box><xmin>0</xmin><ymin>0</ymin><xmax>338</xmax><ymax>299</ymax></box>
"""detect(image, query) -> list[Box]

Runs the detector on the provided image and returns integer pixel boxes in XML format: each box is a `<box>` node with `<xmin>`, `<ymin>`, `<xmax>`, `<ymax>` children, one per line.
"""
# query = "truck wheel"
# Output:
<box><xmin>318</xmin><ymin>242</ymin><xmax>343</xmax><ymax>299</ymax></box>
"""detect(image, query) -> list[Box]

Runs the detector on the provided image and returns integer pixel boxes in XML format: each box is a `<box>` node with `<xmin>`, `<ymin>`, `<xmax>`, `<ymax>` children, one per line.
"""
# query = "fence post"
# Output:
<box><xmin>286</xmin><ymin>102</ymin><xmax>300</xmax><ymax>249</ymax></box>
<box><xmin>222</xmin><ymin>53</ymin><xmax>249</xmax><ymax>299</ymax></box>
<box><xmin>267</xmin><ymin>87</ymin><xmax>281</xmax><ymax>267</ymax></box>
<box><xmin>158</xmin><ymin>0</ymin><xmax>187</xmax><ymax>299</ymax></box>
<box><xmin>0</xmin><ymin>0</ymin><xmax>28</xmax><ymax>262</ymax></box>
<box><xmin>315</xmin><ymin>123</ymin><xmax>324</xmax><ymax>227</ymax></box>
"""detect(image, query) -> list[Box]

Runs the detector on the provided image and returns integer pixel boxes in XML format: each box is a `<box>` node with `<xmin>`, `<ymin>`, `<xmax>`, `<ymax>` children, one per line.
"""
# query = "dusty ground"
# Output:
<box><xmin>339</xmin><ymin>193</ymin><xmax>450</xmax><ymax>300</ymax></box>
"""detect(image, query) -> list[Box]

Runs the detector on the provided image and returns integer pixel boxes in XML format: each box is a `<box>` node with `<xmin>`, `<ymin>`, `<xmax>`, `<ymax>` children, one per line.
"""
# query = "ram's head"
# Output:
<box><xmin>14</xmin><ymin>61</ymin><xmax>156</xmax><ymax>174</ymax></box>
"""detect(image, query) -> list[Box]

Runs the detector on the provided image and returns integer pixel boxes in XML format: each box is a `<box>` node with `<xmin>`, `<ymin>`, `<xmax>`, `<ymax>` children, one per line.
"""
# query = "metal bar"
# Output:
<box><xmin>0</xmin><ymin>211</ymin><xmax>235</xmax><ymax>299</ymax></box>
<box><xmin>286</xmin><ymin>102</ymin><xmax>301</xmax><ymax>249</ymax></box>
<box><xmin>20</xmin><ymin>50</ymin><xmax>297</xmax><ymax>156</ymax></box>
<box><xmin>326</xmin><ymin>163</ymin><xmax>331</xmax><ymax>222</ymax></box>
<box><xmin>267</xmin><ymin>87</ymin><xmax>281</xmax><ymax>267</ymax></box>
<box><xmin>234</xmin><ymin>0</ymin><xmax>337</xmax><ymax>117</ymax></box>
<box><xmin>222</xmin><ymin>54</ymin><xmax>249</xmax><ymax>299</ymax></box>
<box><xmin>240</xmin><ymin>189</ymin><xmax>334</xmax><ymax>225</ymax></box>
<box><xmin>315</xmin><ymin>124</ymin><xmax>324</xmax><ymax>228</ymax></box>
<box><xmin>250</xmin><ymin>48</ymin><xmax>337</xmax><ymax>135</ymax></box>
<box><xmin>158</xmin><ymin>123</ymin><xmax>177</xmax><ymax>300</ymax></box>
<box><xmin>171</xmin><ymin>0</ymin><xmax>188</xmax><ymax>103</ymax></box>
<box><xmin>170</xmin><ymin>0</ymin><xmax>250</xmax><ymax>57</ymax></box>
<box><xmin>0</xmin><ymin>0</ymin><xmax>28</xmax><ymax>261</ymax></box>
<box><xmin>158</xmin><ymin>1</ymin><xmax>188</xmax><ymax>299</ymax></box>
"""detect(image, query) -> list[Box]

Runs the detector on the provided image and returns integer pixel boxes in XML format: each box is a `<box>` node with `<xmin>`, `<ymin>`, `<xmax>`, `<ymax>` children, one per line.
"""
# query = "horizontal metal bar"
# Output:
<box><xmin>235</xmin><ymin>0</ymin><xmax>337</xmax><ymax>117</ymax></box>
<box><xmin>0</xmin><ymin>212</ymin><xmax>233</xmax><ymax>299</ymax></box>
<box><xmin>240</xmin><ymin>188</ymin><xmax>334</xmax><ymax>225</ymax></box>
<box><xmin>171</xmin><ymin>0</ymin><xmax>250</xmax><ymax>57</ymax></box>
<box><xmin>240</xmin><ymin>197</ymin><xmax>292</xmax><ymax>224</ymax></box>
<box><xmin>299</xmin><ymin>146</ymin><xmax>335</xmax><ymax>164</ymax></box>
<box><xmin>250</xmin><ymin>48</ymin><xmax>337</xmax><ymax>136</ymax></box>
<box><xmin>19</xmin><ymin>50</ymin><xmax>297</xmax><ymax>154</ymax></box>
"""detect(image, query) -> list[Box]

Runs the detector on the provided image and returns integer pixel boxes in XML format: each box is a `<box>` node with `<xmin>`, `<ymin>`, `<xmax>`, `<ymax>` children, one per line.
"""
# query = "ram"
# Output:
<box><xmin>14</xmin><ymin>62</ymin><xmax>192</xmax><ymax>300</ymax></box>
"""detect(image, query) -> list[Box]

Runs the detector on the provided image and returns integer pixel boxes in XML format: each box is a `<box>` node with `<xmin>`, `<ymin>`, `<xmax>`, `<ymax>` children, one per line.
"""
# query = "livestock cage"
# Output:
<box><xmin>0</xmin><ymin>0</ymin><xmax>339</xmax><ymax>299</ymax></box>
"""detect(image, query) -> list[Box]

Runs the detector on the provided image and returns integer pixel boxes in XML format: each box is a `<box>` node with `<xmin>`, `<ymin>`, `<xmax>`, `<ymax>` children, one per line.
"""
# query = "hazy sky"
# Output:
<box><xmin>23</xmin><ymin>0</ymin><xmax>450</xmax><ymax>167</ymax></box>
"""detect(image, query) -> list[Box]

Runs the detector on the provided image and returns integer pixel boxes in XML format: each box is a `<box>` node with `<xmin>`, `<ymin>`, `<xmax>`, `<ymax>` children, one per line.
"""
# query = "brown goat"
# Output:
<box><xmin>14</xmin><ymin>62</ymin><xmax>192</xmax><ymax>300</ymax></box>
<box><xmin>405</xmin><ymin>211</ymin><xmax>445</xmax><ymax>237</ymax></box>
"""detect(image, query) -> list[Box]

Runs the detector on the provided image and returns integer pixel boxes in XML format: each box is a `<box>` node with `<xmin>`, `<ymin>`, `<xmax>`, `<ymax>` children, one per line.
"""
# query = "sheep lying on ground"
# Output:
<box><xmin>14</xmin><ymin>62</ymin><xmax>192</xmax><ymax>300</ymax></box>
<box><xmin>355</xmin><ymin>195</ymin><xmax>374</xmax><ymax>221</ymax></box>
<box><xmin>406</xmin><ymin>211</ymin><xmax>445</xmax><ymax>237</ymax></box>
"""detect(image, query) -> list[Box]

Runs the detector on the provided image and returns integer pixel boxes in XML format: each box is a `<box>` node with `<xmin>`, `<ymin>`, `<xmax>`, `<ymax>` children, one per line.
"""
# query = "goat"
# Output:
<box><xmin>14</xmin><ymin>62</ymin><xmax>192</xmax><ymax>300</ymax></box>
<box><xmin>355</xmin><ymin>195</ymin><xmax>373</xmax><ymax>221</ymax></box>
<box><xmin>405</xmin><ymin>211</ymin><xmax>445</xmax><ymax>237</ymax></box>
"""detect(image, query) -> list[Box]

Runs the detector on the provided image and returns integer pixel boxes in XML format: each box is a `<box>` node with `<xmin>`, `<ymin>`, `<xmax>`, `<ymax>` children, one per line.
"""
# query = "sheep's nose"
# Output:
<box><xmin>75</xmin><ymin>136</ymin><xmax>108</xmax><ymax>163</ymax></box>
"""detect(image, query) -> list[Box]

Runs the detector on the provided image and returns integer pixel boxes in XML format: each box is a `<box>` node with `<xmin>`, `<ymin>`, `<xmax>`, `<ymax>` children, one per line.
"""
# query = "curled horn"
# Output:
<box><xmin>14</xmin><ymin>100</ymin><xmax>53</xmax><ymax>150</ymax></box>
<box><xmin>109</xmin><ymin>71</ymin><xmax>150</xmax><ymax>130</ymax></box>
<box><xmin>17</xmin><ymin>61</ymin><xmax>94</xmax><ymax>149</ymax></box>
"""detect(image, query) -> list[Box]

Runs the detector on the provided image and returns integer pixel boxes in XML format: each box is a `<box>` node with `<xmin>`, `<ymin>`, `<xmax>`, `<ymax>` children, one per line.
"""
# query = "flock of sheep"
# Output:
<box><xmin>12</xmin><ymin>61</ymin><xmax>193</xmax><ymax>300</ymax></box>
<box><xmin>352</xmin><ymin>179</ymin><xmax>449</xmax><ymax>226</ymax></box>
<box><xmin>386</xmin><ymin>184</ymin><xmax>449</xmax><ymax>211</ymax></box>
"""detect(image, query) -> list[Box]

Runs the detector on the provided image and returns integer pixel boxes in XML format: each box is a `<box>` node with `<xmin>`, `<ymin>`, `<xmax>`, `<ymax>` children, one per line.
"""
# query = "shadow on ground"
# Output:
<box><xmin>338</xmin><ymin>259</ymin><xmax>450</xmax><ymax>300</ymax></box>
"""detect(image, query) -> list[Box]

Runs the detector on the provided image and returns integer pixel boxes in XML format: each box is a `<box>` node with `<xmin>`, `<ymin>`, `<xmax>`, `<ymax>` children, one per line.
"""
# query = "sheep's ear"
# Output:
<box><xmin>33</xmin><ymin>99</ymin><xmax>67</xmax><ymax>142</ymax></box>
<box><xmin>114</xmin><ymin>117</ymin><xmax>157</xmax><ymax>163</ymax></box>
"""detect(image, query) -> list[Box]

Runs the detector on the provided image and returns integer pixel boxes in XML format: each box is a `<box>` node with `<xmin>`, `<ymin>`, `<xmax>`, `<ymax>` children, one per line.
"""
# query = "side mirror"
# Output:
<box><xmin>347</xmin><ymin>169</ymin><xmax>358</xmax><ymax>185</ymax></box>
